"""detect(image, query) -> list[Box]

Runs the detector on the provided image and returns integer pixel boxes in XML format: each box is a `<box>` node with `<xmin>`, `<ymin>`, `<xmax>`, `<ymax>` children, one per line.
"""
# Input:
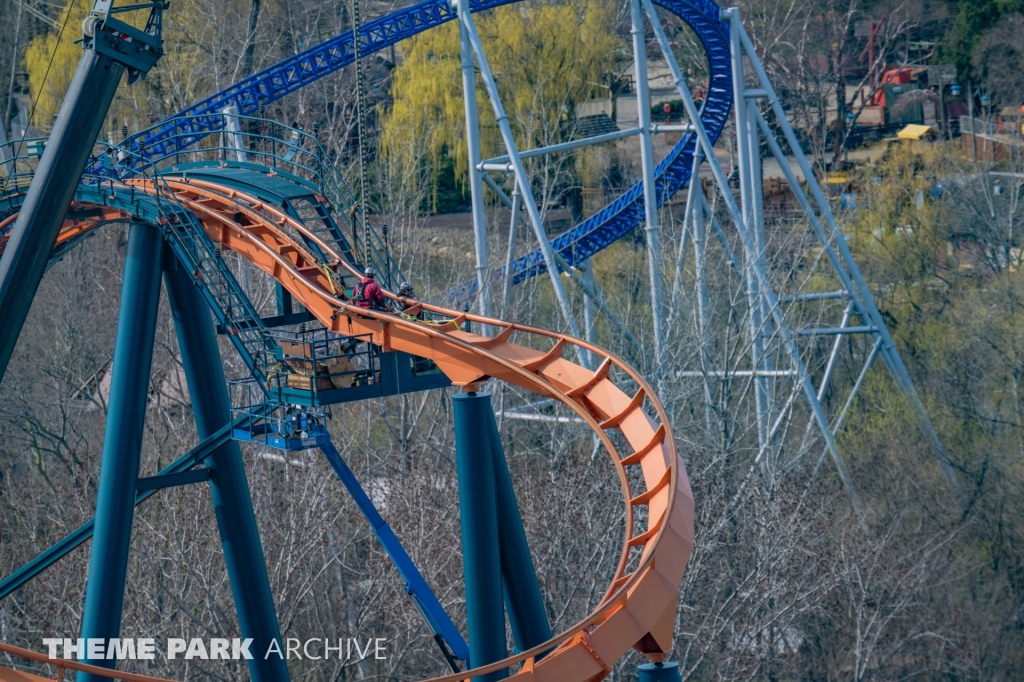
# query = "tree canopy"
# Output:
<box><xmin>938</xmin><ymin>0</ymin><xmax>1024</xmax><ymax>85</ymax></box>
<box><xmin>23</xmin><ymin>0</ymin><xmax>274</xmax><ymax>136</ymax></box>
<box><xmin>22</xmin><ymin>0</ymin><xmax>92</xmax><ymax>129</ymax></box>
<box><xmin>379</xmin><ymin>0</ymin><xmax>621</xmax><ymax>211</ymax></box>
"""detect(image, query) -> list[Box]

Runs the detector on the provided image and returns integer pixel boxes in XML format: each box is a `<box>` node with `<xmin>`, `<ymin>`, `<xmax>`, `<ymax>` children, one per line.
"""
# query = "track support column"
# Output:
<box><xmin>78</xmin><ymin>222</ymin><xmax>163</xmax><ymax>681</ymax></box>
<box><xmin>639</xmin><ymin>661</ymin><xmax>682</xmax><ymax>681</ymax></box>
<box><xmin>454</xmin><ymin>392</ymin><xmax>507</xmax><ymax>681</ymax></box>
<box><xmin>164</xmin><ymin>253</ymin><xmax>290</xmax><ymax>682</ymax></box>
<box><xmin>484</xmin><ymin>408</ymin><xmax>551</xmax><ymax>653</ymax></box>
<box><xmin>0</xmin><ymin>50</ymin><xmax>124</xmax><ymax>386</ymax></box>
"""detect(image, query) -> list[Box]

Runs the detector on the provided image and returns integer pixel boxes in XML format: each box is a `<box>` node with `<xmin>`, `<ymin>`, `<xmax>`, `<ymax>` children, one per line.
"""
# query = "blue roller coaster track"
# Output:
<box><xmin>103</xmin><ymin>0</ymin><xmax>733</xmax><ymax>297</ymax></box>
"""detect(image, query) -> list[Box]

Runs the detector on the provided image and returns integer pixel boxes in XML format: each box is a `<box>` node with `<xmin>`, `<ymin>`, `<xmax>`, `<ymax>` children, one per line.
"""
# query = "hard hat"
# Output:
<box><xmin>399</xmin><ymin>281</ymin><xmax>413</xmax><ymax>292</ymax></box>
<box><xmin>364</xmin><ymin>267</ymin><xmax>376</xmax><ymax>278</ymax></box>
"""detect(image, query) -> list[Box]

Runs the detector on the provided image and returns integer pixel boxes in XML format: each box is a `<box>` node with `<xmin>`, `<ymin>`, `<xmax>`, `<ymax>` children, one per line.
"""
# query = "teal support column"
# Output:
<box><xmin>78</xmin><ymin>222</ymin><xmax>163</xmax><ymax>681</ymax></box>
<box><xmin>275</xmin><ymin>284</ymin><xmax>293</xmax><ymax>316</ymax></box>
<box><xmin>638</xmin><ymin>661</ymin><xmax>682</xmax><ymax>682</ymax></box>
<box><xmin>164</xmin><ymin>253</ymin><xmax>290</xmax><ymax>682</ymax></box>
<box><xmin>0</xmin><ymin>50</ymin><xmax>124</xmax><ymax>386</ymax></box>
<box><xmin>485</xmin><ymin>414</ymin><xmax>552</xmax><ymax>653</ymax></box>
<box><xmin>453</xmin><ymin>392</ymin><xmax>507</xmax><ymax>681</ymax></box>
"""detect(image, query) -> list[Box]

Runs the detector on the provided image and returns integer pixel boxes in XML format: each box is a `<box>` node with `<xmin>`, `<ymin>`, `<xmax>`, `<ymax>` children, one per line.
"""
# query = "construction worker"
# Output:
<box><xmin>353</xmin><ymin>267</ymin><xmax>386</xmax><ymax>310</ymax></box>
<box><xmin>398</xmin><ymin>281</ymin><xmax>417</xmax><ymax>303</ymax></box>
<box><xmin>398</xmin><ymin>281</ymin><xmax>423</xmax><ymax>318</ymax></box>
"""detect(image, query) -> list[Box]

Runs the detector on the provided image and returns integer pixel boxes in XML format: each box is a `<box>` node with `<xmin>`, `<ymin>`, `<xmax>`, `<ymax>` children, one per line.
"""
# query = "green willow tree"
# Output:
<box><xmin>379</xmin><ymin>0</ymin><xmax>621</xmax><ymax>213</ymax></box>
<box><xmin>22</xmin><ymin>0</ymin><xmax>92</xmax><ymax>129</ymax></box>
<box><xmin>24</xmin><ymin>0</ymin><xmax>269</xmax><ymax>134</ymax></box>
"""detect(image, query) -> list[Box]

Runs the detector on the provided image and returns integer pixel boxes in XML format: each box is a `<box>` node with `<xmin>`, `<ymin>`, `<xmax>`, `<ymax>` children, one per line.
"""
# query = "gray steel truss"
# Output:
<box><xmin>645</xmin><ymin>2</ymin><xmax>965</xmax><ymax>507</ymax></box>
<box><xmin>451</xmin><ymin>0</ymin><xmax>964</xmax><ymax>508</ymax></box>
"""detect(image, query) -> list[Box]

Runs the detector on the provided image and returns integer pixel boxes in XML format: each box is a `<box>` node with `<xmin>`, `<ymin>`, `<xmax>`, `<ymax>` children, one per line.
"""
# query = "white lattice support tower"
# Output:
<box><xmin>639</xmin><ymin>0</ymin><xmax>965</xmax><ymax>507</ymax></box>
<box><xmin>455</xmin><ymin>0</ymin><xmax>581</xmax><ymax>340</ymax></box>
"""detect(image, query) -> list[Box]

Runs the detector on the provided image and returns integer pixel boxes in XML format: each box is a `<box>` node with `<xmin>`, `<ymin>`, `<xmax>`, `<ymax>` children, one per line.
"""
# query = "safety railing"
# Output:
<box><xmin>121</xmin><ymin>114</ymin><xmax>401</xmax><ymax>290</ymax></box>
<box><xmin>0</xmin><ymin>136</ymin><xmax>49</xmax><ymax>218</ymax></box>
<box><xmin>0</xmin><ymin>137</ymin><xmax>279</xmax><ymax>396</ymax></box>
<box><xmin>123</xmin><ymin>156</ymin><xmax>279</xmax><ymax>395</ymax></box>
<box><xmin>229</xmin><ymin>377</ymin><xmax>329</xmax><ymax>450</ymax></box>
<box><xmin>266</xmin><ymin>328</ymin><xmax>380</xmax><ymax>397</ymax></box>
<box><xmin>0</xmin><ymin>115</ymin><xmax>404</xmax><ymax>292</ymax></box>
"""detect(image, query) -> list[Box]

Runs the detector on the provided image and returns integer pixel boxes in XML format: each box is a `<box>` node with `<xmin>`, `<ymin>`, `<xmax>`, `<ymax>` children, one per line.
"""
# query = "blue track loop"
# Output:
<box><xmin>102</xmin><ymin>0</ymin><xmax>732</xmax><ymax>295</ymax></box>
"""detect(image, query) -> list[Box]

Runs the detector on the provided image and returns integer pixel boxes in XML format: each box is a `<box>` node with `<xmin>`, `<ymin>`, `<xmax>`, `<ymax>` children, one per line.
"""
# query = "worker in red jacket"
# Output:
<box><xmin>353</xmin><ymin>267</ymin><xmax>387</xmax><ymax>310</ymax></box>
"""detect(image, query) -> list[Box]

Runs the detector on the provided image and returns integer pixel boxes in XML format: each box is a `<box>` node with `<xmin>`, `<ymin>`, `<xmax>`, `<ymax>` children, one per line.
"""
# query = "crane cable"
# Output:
<box><xmin>14</xmin><ymin>0</ymin><xmax>80</xmax><ymax>161</ymax></box>
<box><xmin>352</xmin><ymin>0</ymin><xmax>369</xmax><ymax>267</ymax></box>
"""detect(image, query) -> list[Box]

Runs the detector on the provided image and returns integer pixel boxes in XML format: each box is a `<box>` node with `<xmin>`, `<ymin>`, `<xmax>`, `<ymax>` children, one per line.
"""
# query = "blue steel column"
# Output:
<box><xmin>163</xmin><ymin>254</ymin><xmax>290</xmax><ymax>682</ymax></box>
<box><xmin>78</xmin><ymin>222</ymin><xmax>163</xmax><ymax>681</ymax></box>
<box><xmin>453</xmin><ymin>392</ymin><xmax>507</xmax><ymax>681</ymax></box>
<box><xmin>484</xmin><ymin>409</ymin><xmax>552</xmax><ymax>653</ymax></box>
<box><xmin>275</xmin><ymin>284</ymin><xmax>293</xmax><ymax>315</ymax></box>
<box><xmin>638</xmin><ymin>661</ymin><xmax>682</xmax><ymax>681</ymax></box>
<box><xmin>0</xmin><ymin>50</ymin><xmax>124</xmax><ymax>385</ymax></box>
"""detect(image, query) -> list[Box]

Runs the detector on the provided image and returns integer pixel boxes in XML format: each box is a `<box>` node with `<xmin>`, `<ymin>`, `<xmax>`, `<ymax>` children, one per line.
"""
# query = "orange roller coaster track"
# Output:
<box><xmin>0</xmin><ymin>176</ymin><xmax>693</xmax><ymax>682</ymax></box>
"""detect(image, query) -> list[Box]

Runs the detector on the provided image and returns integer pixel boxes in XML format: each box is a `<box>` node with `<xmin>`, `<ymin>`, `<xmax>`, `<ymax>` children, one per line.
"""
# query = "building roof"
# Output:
<box><xmin>999</xmin><ymin>105</ymin><xmax>1023</xmax><ymax>120</ymax></box>
<box><xmin>897</xmin><ymin>124</ymin><xmax>937</xmax><ymax>140</ymax></box>
<box><xmin>571</xmin><ymin>113</ymin><xmax>619</xmax><ymax>139</ymax></box>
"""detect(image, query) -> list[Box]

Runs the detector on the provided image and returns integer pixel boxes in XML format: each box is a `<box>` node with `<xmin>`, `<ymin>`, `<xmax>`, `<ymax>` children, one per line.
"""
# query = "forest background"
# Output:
<box><xmin>1</xmin><ymin>0</ymin><xmax>1024</xmax><ymax>679</ymax></box>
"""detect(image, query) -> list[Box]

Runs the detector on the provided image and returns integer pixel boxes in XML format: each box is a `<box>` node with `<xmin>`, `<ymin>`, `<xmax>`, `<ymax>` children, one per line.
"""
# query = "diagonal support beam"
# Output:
<box><xmin>164</xmin><ymin>253</ymin><xmax>290</xmax><ymax>682</ymax></box>
<box><xmin>484</xmin><ymin>405</ymin><xmax>552</xmax><ymax>653</ymax></box>
<box><xmin>459</xmin><ymin>7</ymin><xmax>491</xmax><ymax>318</ymax></box>
<box><xmin>319</xmin><ymin>436</ymin><xmax>470</xmax><ymax>667</ymax></box>
<box><xmin>642</xmin><ymin>0</ymin><xmax>862</xmax><ymax>511</ymax></box>
<box><xmin>0</xmin><ymin>0</ymin><xmax>165</xmax><ymax>387</ymax></box>
<box><xmin>481</xmin><ymin>175</ymin><xmax>647</xmax><ymax>366</ymax></box>
<box><xmin>456</xmin><ymin>0</ymin><xmax>580</xmax><ymax>340</ymax></box>
<box><xmin>0</xmin><ymin>50</ymin><xmax>125</xmax><ymax>386</ymax></box>
<box><xmin>136</xmin><ymin>467</ymin><xmax>212</xmax><ymax>492</ymax></box>
<box><xmin>0</xmin><ymin>412</ymin><xmax>263</xmax><ymax>602</ymax></box>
